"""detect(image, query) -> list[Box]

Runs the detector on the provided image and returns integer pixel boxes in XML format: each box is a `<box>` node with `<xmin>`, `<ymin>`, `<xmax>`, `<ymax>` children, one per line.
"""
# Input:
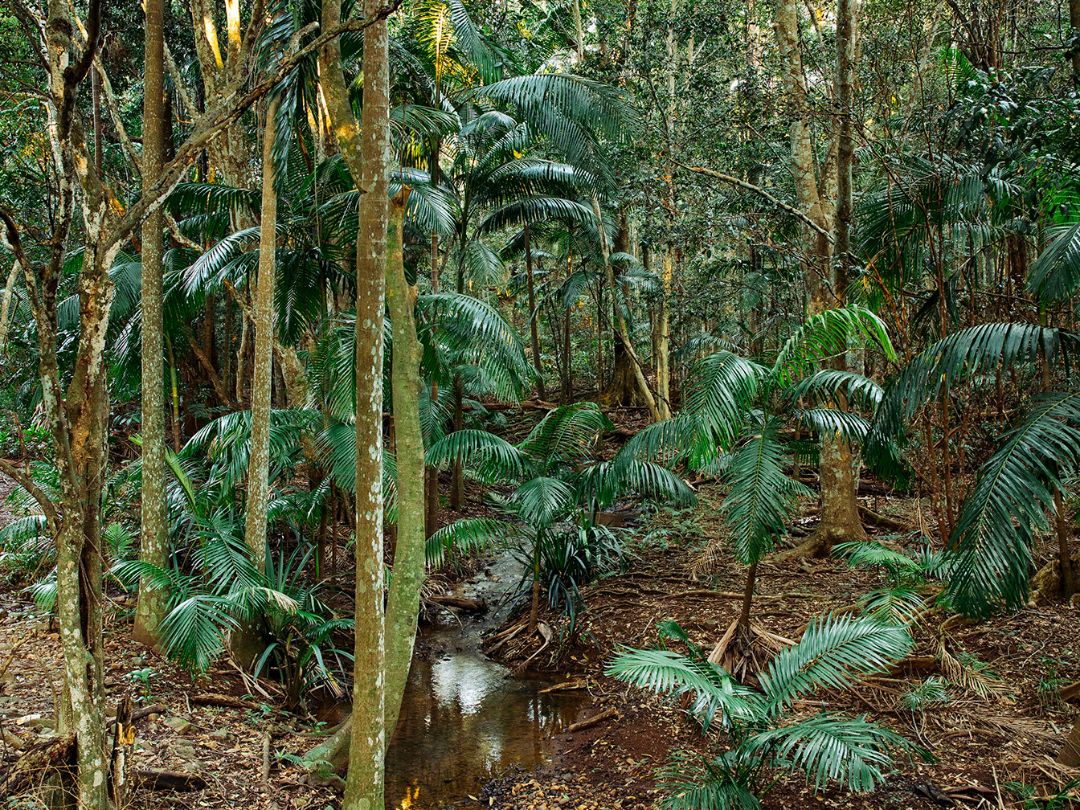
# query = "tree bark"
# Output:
<box><xmin>1072</xmin><ymin>0</ymin><xmax>1080</xmax><ymax>85</ymax></box>
<box><xmin>242</xmin><ymin>98</ymin><xmax>282</xmax><ymax>573</ymax></box>
<box><xmin>383</xmin><ymin>191</ymin><xmax>427</xmax><ymax>737</ymax></box>
<box><xmin>134</xmin><ymin>0</ymin><xmax>169</xmax><ymax>649</ymax></box>
<box><xmin>320</xmin><ymin>0</ymin><xmax>391</xmax><ymax>805</ymax></box>
<box><xmin>775</xmin><ymin>0</ymin><xmax>866</xmax><ymax>555</ymax></box>
<box><xmin>591</xmin><ymin>198</ymin><xmax>661</xmax><ymax>421</ymax></box>
<box><xmin>603</xmin><ymin>217</ymin><xmax>640</xmax><ymax>406</ymax></box>
<box><xmin>525</xmin><ymin>222</ymin><xmax>546</xmax><ymax>399</ymax></box>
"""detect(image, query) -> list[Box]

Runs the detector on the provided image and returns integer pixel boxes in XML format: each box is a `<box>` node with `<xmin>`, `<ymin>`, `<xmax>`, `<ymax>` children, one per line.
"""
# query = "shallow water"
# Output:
<box><xmin>384</xmin><ymin>557</ymin><xmax>588</xmax><ymax>809</ymax></box>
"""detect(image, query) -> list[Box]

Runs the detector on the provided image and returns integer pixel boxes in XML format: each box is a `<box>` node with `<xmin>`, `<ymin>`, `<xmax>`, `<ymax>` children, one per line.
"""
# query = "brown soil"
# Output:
<box><xmin>1</xmin><ymin>461</ymin><xmax>1078</xmax><ymax>809</ymax></box>
<box><xmin>482</xmin><ymin>485</ymin><xmax>1080</xmax><ymax>809</ymax></box>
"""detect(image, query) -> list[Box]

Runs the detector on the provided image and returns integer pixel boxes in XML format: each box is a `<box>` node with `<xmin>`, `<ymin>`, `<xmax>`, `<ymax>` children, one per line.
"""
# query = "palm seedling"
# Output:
<box><xmin>617</xmin><ymin>307</ymin><xmax>897</xmax><ymax>669</ymax></box>
<box><xmin>834</xmin><ymin>538</ymin><xmax>953</xmax><ymax>626</ymax></box>
<box><xmin>607</xmin><ymin>614</ymin><xmax>916</xmax><ymax>810</ymax></box>
<box><xmin>425</xmin><ymin>401</ymin><xmax>694</xmax><ymax>632</ymax></box>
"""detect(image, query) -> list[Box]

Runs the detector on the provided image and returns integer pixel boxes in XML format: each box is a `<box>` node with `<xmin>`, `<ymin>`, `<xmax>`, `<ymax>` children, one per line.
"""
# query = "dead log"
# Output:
<box><xmin>567</xmin><ymin>707</ymin><xmax>619</xmax><ymax>733</ymax></box>
<box><xmin>1</xmin><ymin>734</ymin><xmax>75</xmax><ymax>796</ymax></box>
<box><xmin>428</xmin><ymin>595</ymin><xmax>487</xmax><ymax>613</ymax></box>
<box><xmin>191</xmin><ymin>693</ymin><xmax>260</xmax><ymax>710</ymax></box>
<box><xmin>136</xmin><ymin>769</ymin><xmax>208</xmax><ymax>792</ymax></box>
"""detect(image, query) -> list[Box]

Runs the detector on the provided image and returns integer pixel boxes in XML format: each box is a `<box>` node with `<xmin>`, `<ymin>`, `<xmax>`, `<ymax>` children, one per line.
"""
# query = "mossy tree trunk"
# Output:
<box><xmin>320</xmin><ymin>0</ymin><xmax>391</xmax><ymax>805</ymax></box>
<box><xmin>134</xmin><ymin>0</ymin><xmax>169</xmax><ymax>649</ymax></box>
<box><xmin>242</xmin><ymin>98</ymin><xmax>282</xmax><ymax>573</ymax></box>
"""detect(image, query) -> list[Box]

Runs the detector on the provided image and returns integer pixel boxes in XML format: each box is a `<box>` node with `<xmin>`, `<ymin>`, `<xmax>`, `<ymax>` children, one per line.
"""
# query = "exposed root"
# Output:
<box><xmin>707</xmin><ymin>619</ymin><xmax>791</xmax><ymax>680</ymax></box>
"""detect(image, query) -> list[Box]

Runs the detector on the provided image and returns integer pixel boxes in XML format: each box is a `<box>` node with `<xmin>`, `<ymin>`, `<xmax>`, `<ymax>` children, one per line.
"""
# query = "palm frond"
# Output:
<box><xmin>722</xmin><ymin>420</ymin><xmax>805</xmax><ymax>565</ymax></box>
<box><xmin>772</xmin><ymin>307</ymin><xmax>896</xmax><ymax>385</ymax></box>
<box><xmin>425</xmin><ymin>517</ymin><xmax>517</xmax><ymax>567</ymax></box>
<box><xmin>606</xmin><ymin>647</ymin><xmax>764</xmax><ymax>731</ymax></box>
<box><xmin>947</xmin><ymin>390</ymin><xmax>1080</xmax><ymax>617</ymax></box>
<box><xmin>759</xmin><ymin>614</ymin><xmax>913</xmax><ymax>714</ymax></box>
<box><xmin>746</xmin><ymin>713</ymin><xmax>908</xmax><ymax>793</ymax></box>
<box><xmin>683</xmin><ymin>351</ymin><xmax>764</xmax><ymax>450</ymax></box>
<box><xmin>1029</xmin><ymin>220</ymin><xmax>1080</xmax><ymax>304</ymax></box>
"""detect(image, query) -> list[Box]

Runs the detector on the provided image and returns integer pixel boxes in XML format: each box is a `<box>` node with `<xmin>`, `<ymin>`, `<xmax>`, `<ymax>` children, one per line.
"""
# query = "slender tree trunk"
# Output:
<box><xmin>383</xmin><ymin>191</ymin><xmax>427</xmax><ymax>736</ymax></box>
<box><xmin>525</xmin><ymin>222</ymin><xmax>546</xmax><ymax>399</ymax></box>
<box><xmin>426</xmin><ymin>141</ymin><xmax>442</xmax><ymax>537</ymax></box>
<box><xmin>562</xmin><ymin>245</ymin><xmax>573</xmax><ymax>402</ymax></box>
<box><xmin>320</xmin><ymin>0</ymin><xmax>391</xmax><ymax>805</ymax></box>
<box><xmin>571</xmin><ymin>0</ymin><xmax>585</xmax><ymax>60</ymax></box>
<box><xmin>1040</xmin><ymin>308</ymin><xmax>1078</xmax><ymax>599</ymax></box>
<box><xmin>738</xmin><ymin>560</ymin><xmax>758</xmax><ymax>631</ymax></box>
<box><xmin>243</xmin><ymin>98</ymin><xmax>281</xmax><ymax>573</ymax></box>
<box><xmin>134</xmin><ymin>0</ymin><xmax>169</xmax><ymax>648</ymax></box>
<box><xmin>1071</xmin><ymin>0</ymin><xmax>1080</xmax><ymax>84</ymax></box>
<box><xmin>656</xmin><ymin>249</ymin><xmax>674</xmax><ymax>418</ymax></box>
<box><xmin>0</xmin><ymin>260</ymin><xmax>17</xmax><ymax>355</ymax></box>
<box><xmin>604</xmin><ymin>218</ymin><xmax>640</xmax><ymax>406</ymax></box>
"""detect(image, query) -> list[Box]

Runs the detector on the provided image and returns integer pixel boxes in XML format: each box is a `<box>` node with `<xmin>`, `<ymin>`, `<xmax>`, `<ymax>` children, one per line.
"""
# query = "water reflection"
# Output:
<box><xmin>384</xmin><ymin>628</ymin><xmax>587</xmax><ymax>809</ymax></box>
<box><xmin>384</xmin><ymin>639</ymin><xmax>587</xmax><ymax>807</ymax></box>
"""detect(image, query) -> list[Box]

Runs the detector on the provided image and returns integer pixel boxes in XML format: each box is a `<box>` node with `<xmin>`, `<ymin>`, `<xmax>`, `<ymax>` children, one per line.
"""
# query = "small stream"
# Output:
<box><xmin>384</xmin><ymin>556</ymin><xmax>589</xmax><ymax>809</ymax></box>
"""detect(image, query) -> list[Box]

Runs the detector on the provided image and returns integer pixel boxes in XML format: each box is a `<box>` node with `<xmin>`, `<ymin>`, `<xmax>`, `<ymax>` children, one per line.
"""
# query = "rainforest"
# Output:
<box><xmin>0</xmin><ymin>0</ymin><xmax>1078</xmax><ymax>808</ymax></box>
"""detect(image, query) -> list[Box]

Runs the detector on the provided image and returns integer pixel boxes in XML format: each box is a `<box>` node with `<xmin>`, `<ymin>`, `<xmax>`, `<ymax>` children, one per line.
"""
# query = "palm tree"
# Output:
<box><xmin>607</xmin><ymin>613</ymin><xmax>914</xmax><ymax>810</ymax></box>
<box><xmin>861</xmin><ymin>321</ymin><xmax>1080</xmax><ymax>616</ymax></box>
<box><xmin>618</xmin><ymin>307</ymin><xmax>897</xmax><ymax>667</ymax></box>
<box><xmin>426</xmin><ymin>401</ymin><xmax>694</xmax><ymax>631</ymax></box>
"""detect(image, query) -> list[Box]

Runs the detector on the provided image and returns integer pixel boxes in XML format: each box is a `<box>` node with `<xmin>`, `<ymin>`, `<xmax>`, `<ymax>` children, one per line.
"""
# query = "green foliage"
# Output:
<box><xmin>947</xmin><ymin>391</ymin><xmax>1080</xmax><ymax>617</ymax></box>
<box><xmin>431</xmin><ymin>402</ymin><xmax>692</xmax><ymax>623</ymax></box>
<box><xmin>608</xmin><ymin>614</ymin><xmax>915</xmax><ymax>807</ymax></box>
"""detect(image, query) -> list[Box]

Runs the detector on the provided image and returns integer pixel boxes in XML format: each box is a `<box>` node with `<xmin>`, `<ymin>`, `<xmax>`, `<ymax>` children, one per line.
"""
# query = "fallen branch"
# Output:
<box><xmin>136</xmin><ymin>769</ymin><xmax>208</xmax><ymax>792</ymax></box>
<box><xmin>540</xmin><ymin>679</ymin><xmax>590</xmax><ymax>694</ymax></box>
<box><xmin>428</xmin><ymin>595</ymin><xmax>487</xmax><ymax>613</ymax></box>
<box><xmin>567</xmin><ymin>706</ymin><xmax>619</xmax><ymax>733</ymax></box>
<box><xmin>191</xmin><ymin>693</ymin><xmax>259</xmax><ymax>711</ymax></box>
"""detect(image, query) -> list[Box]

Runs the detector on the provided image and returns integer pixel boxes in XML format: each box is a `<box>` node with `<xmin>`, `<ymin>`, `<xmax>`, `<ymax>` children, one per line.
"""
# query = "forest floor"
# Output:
<box><xmin>481</xmin><ymin>485</ymin><xmax>1080</xmax><ymax>810</ymax></box>
<box><xmin>0</xmin><ymin>442</ymin><xmax>1078</xmax><ymax>809</ymax></box>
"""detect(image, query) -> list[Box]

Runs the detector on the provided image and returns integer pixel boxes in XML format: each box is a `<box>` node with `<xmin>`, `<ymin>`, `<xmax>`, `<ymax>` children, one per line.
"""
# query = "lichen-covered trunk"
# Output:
<box><xmin>242</xmin><ymin>99</ymin><xmax>282</xmax><ymax>573</ymax></box>
<box><xmin>134</xmin><ymin>0</ymin><xmax>169</xmax><ymax>647</ymax></box>
<box><xmin>320</xmin><ymin>0</ymin><xmax>391</xmax><ymax>805</ymax></box>
<box><xmin>383</xmin><ymin>193</ymin><xmax>427</xmax><ymax>737</ymax></box>
<box><xmin>54</xmin><ymin>239</ymin><xmax>119</xmax><ymax>810</ymax></box>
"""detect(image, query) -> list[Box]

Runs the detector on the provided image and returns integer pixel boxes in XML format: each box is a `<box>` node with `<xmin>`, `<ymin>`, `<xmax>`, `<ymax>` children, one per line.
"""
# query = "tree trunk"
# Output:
<box><xmin>242</xmin><ymin>98</ymin><xmax>281</xmax><ymax>573</ymax></box>
<box><xmin>656</xmin><ymin>248</ymin><xmax>674</xmax><ymax>419</ymax></box>
<box><xmin>134</xmin><ymin>0</ymin><xmax>169</xmax><ymax>649</ymax></box>
<box><xmin>603</xmin><ymin>219</ymin><xmax>640</xmax><ymax>406</ymax></box>
<box><xmin>1072</xmin><ymin>0</ymin><xmax>1080</xmax><ymax>85</ymax></box>
<box><xmin>525</xmin><ymin>222</ymin><xmax>546</xmax><ymax>399</ymax></box>
<box><xmin>383</xmin><ymin>191</ymin><xmax>427</xmax><ymax>737</ymax></box>
<box><xmin>738</xmin><ymin>560</ymin><xmax>758</xmax><ymax>631</ymax></box>
<box><xmin>775</xmin><ymin>0</ymin><xmax>866</xmax><ymax>555</ymax></box>
<box><xmin>591</xmin><ymin>198</ymin><xmax>661</xmax><ymax>421</ymax></box>
<box><xmin>320</xmin><ymin>0</ymin><xmax>391</xmax><ymax>805</ymax></box>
